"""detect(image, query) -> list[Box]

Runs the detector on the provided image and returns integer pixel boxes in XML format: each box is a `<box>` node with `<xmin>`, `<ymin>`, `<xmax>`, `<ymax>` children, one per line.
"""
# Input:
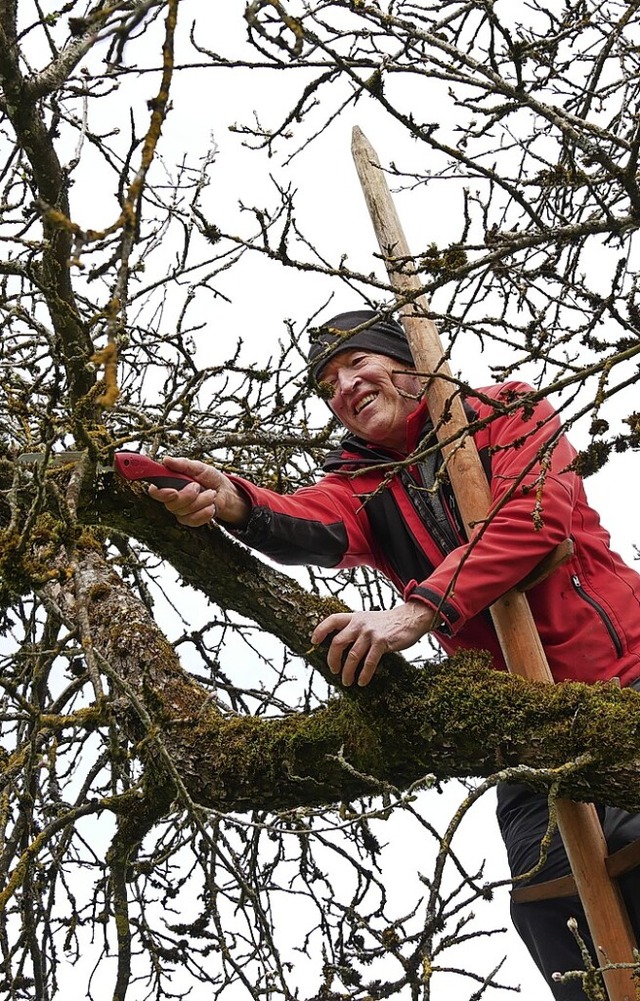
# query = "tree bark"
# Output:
<box><xmin>47</xmin><ymin>495</ymin><xmax>640</xmax><ymax>814</ymax></box>
<box><xmin>0</xmin><ymin>23</ymin><xmax>95</xmax><ymax>403</ymax></box>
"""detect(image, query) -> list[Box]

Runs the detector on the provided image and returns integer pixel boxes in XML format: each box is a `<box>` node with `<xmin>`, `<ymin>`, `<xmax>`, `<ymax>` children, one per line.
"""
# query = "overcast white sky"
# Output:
<box><xmin>142</xmin><ymin>6</ymin><xmax>637</xmax><ymax>999</ymax></box>
<box><xmin>17</xmin><ymin>2</ymin><xmax>640</xmax><ymax>998</ymax></box>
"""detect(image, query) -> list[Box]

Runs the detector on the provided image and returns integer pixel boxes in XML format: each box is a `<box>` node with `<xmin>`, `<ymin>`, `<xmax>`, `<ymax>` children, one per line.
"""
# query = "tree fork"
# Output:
<box><xmin>351</xmin><ymin>125</ymin><xmax>639</xmax><ymax>1000</ymax></box>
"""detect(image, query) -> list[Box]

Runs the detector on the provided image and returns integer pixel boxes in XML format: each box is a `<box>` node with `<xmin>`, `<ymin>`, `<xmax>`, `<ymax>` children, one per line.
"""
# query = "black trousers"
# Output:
<box><xmin>497</xmin><ymin>784</ymin><xmax>640</xmax><ymax>999</ymax></box>
<box><xmin>496</xmin><ymin>678</ymin><xmax>640</xmax><ymax>999</ymax></box>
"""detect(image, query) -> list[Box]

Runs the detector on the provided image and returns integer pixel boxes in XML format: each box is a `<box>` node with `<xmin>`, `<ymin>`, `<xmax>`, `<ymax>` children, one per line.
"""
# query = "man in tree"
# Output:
<box><xmin>149</xmin><ymin>309</ymin><xmax>640</xmax><ymax>1000</ymax></box>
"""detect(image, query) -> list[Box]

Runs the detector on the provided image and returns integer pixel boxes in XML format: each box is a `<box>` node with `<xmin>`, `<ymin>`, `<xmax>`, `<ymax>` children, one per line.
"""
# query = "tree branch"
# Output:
<box><xmin>74</xmin><ymin>487</ymin><xmax>640</xmax><ymax>814</ymax></box>
<box><xmin>0</xmin><ymin>23</ymin><xmax>95</xmax><ymax>403</ymax></box>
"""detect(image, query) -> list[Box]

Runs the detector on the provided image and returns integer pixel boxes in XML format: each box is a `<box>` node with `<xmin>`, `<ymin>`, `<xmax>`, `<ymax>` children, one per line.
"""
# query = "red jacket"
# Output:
<box><xmin>231</xmin><ymin>382</ymin><xmax>640</xmax><ymax>686</ymax></box>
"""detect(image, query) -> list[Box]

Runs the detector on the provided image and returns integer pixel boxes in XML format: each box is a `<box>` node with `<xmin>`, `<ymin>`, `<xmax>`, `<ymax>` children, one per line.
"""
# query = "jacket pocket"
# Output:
<box><xmin>571</xmin><ymin>574</ymin><xmax>623</xmax><ymax>657</ymax></box>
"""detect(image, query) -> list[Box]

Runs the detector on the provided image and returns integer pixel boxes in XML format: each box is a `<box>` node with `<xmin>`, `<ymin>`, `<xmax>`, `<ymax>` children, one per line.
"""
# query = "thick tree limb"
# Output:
<box><xmin>1</xmin><ymin>472</ymin><xmax>638</xmax><ymax>813</ymax></box>
<box><xmin>0</xmin><ymin>23</ymin><xmax>95</xmax><ymax>403</ymax></box>
<box><xmin>71</xmin><ymin>487</ymin><xmax>640</xmax><ymax>813</ymax></box>
<box><xmin>89</xmin><ymin>476</ymin><xmax>343</xmax><ymax>665</ymax></box>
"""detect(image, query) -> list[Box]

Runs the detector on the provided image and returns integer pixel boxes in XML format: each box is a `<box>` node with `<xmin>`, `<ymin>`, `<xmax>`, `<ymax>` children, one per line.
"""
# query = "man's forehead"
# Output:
<box><xmin>320</xmin><ymin>348</ymin><xmax>391</xmax><ymax>380</ymax></box>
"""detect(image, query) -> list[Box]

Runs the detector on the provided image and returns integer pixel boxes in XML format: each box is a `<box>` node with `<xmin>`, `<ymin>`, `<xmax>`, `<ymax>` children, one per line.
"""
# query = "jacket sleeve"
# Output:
<box><xmin>225</xmin><ymin>474</ymin><xmax>377</xmax><ymax>569</ymax></box>
<box><xmin>404</xmin><ymin>383</ymin><xmax>578</xmax><ymax>634</ymax></box>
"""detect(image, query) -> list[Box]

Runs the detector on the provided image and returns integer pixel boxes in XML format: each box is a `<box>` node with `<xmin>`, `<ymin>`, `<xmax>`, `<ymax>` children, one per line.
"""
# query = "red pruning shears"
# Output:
<box><xmin>17</xmin><ymin>450</ymin><xmax>198</xmax><ymax>491</ymax></box>
<box><xmin>112</xmin><ymin>452</ymin><xmax>196</xmax><ymax>490</ymax></box>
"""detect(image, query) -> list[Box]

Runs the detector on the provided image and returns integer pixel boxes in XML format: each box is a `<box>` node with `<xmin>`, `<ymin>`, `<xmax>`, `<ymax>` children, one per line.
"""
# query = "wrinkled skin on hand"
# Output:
<box><xmin>311</xmin><ymin>602</ymin><xmax>437</xmax><ymax>687</ymax></box>
<box><xmin>148</xmin><ymin>457</ymin><xmax>250</xmax><ymax>528</ymax></box>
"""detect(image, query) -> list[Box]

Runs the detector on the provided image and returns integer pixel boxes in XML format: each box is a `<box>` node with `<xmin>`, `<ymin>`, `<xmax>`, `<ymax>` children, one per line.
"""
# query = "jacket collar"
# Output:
<box><xmin>404</xmin><ymin>398</ymin><xmax>431</xmax><ymax>453</ymax></box>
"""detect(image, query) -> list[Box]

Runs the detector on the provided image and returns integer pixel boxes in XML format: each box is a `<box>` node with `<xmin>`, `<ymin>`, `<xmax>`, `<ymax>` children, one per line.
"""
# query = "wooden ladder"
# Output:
<box><xmin>351</xmin><ymin>126</ymin><xmax>638</xmax><ymax>1001</ymax></box>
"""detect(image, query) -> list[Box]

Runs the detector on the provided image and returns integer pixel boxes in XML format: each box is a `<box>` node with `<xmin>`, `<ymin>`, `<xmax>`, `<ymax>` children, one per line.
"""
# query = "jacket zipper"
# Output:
<box><xmin>571</xmin><ymin>574</ymin><xmax>623</xmax><ymax>657</ymax></box>
<box><xmin>400</xmin><ymin>472</ymin><xmax>459</xmax><ymax>555</ymax></box>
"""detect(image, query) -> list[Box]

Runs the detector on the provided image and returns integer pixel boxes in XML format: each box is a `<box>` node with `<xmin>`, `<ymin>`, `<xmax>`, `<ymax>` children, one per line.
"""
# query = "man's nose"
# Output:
<box><xmin>335</xmin><ymin>367</ymin><xmax>358</xmax><ymax>394</ymax></box>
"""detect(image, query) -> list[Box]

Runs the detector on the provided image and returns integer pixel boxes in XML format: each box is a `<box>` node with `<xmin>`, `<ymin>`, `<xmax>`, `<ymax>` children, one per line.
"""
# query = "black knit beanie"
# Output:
<box><xmin>308</xmin><ymin>310</ymin><xmax>414</xmax><ymax>382</ymax></box>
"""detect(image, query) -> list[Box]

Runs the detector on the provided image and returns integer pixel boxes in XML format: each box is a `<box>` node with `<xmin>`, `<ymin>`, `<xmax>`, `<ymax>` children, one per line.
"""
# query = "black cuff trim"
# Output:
<box><xmin>408</xmin><ymin>584</ymin><xmax>460</xmax><ymax>630</ymax></box>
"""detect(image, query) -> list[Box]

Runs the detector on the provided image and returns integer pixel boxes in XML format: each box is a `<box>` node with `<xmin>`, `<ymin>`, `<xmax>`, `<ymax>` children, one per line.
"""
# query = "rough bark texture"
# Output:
<box><xmin>1</xmin><ymin>472</ymin><xmax>638</xmax><ymax>814</ymax></box>
<box><xmin>55</xmin><ymin>480</ymin><xmax>640</xmax><ymax>814</ymax></box>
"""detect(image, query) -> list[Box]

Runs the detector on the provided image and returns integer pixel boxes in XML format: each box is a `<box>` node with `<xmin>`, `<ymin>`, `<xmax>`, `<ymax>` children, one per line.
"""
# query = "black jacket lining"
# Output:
<box><xmin>358</xmin><ymin>488</ymin><xmax>435</xmax><ymax>585</ymax></box>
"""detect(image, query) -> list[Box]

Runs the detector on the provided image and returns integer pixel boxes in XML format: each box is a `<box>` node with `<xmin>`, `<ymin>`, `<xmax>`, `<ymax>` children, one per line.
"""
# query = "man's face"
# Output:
<box><xmin>319</xmin><ymin>349</ymin><xmax>422</xmax><ymax>451</ymax></box>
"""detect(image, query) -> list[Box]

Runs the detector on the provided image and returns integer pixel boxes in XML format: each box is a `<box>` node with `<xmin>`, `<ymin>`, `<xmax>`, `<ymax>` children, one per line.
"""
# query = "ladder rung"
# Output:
<box><xmin>511</xmin><ymin>836</ymin><xmax>640</xmax><ymax>903</ymax></box>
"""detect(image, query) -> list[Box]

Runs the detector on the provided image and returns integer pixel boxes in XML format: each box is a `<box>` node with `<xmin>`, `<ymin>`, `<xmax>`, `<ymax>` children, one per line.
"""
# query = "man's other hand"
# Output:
<box><xmin>310</xmin><ymin>602</ymin><xmax>437</xmax><ymax>687</ymax></box>
<box><xmin>148</xmin><ymin>457</ymin><xmax>250</xmax><ymax>528</ymax></box>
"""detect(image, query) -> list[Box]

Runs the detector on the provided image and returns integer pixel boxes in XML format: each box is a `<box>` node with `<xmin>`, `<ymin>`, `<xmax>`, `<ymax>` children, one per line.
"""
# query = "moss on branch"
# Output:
<box><xmin>74</xmin><ymin>490</ymin><xmax>640</xmax><ymax>813</ymax></box>
<box><xmin>146</xmin><ymin>654</ymin><xmax>640</xmax><ymax>813</ymax></box>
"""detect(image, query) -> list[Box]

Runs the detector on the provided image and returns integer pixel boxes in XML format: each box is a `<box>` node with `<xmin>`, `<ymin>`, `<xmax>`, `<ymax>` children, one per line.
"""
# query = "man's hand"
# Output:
<box><xmin>311</xmin><ymin>601</ymin><xmax>437</xmax><ymax>687</ymax></box>
<box><xmin>148</xmin><ymin>457</ymin><xmax>251</xmax><ymax>528</ymax></box>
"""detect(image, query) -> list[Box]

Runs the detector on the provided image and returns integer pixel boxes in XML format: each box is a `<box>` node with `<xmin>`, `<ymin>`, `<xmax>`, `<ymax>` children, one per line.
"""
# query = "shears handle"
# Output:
<box><xmin>114</xmin><ymin>452</ymin><xmax>197</xmax><ymax>491</ymax></box>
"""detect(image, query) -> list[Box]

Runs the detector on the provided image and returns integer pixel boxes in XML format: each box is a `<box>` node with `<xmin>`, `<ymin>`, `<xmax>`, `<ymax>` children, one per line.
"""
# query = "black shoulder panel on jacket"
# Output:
<box><xmin>323</xmin><ymin>433</ymin><xmax>390</xmax><ymax>472</ymax></box>
<box><xmin>234</xmin><ymin>506</ymin><xmax>348</xmax><ymax>568</ymax></box>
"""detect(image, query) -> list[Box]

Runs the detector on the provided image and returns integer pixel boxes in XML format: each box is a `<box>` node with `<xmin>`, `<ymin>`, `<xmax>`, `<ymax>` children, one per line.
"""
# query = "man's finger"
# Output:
<box><xmin>172</xmin><ymin>489</ymin><xmax>217</xmax><ymax>525</ymax></box>
<box><xmin>326</xmin><ymin>634</ymin><xmax>356</xmax><ymax>677</ymax></box>
<box><xmin>176</xmin><ymin>506</ymin><xmax>216</xmax><ymax>528</ymax></box>
<box><xmin>311</xmin><ymin>613</ymin><xmax>352</xmax><ymax>646</ymax></box>
<box><xmin>149</xmin><ymin>480</ymin><xmax>198</xmax><ymax>505</ymax></box>
<box><xmin>149</xmin><ymin>481</ymin><xmax>218</xmax><ymax>527</ymax></box>
<box><xmin>337</xmin><ymin>638</ymin><xmax>370</xmax><ymax>686</ymax></box>
<box><xmin>356</xmin><ymin>644</ymin><xmax>385</xmax><ymax>687</ymax></box>
<box><xmin>156</xmin><ymin>482</ymin><xmax>209</xmax><ymax>514</ymax></box>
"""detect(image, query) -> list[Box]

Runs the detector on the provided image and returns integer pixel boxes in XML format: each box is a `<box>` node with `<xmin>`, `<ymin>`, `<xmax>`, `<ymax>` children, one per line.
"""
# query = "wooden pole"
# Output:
<box><xmin>351</xmin><ymin>125</ymin><xmax>638</xmax><ymax>1000</ymax></box>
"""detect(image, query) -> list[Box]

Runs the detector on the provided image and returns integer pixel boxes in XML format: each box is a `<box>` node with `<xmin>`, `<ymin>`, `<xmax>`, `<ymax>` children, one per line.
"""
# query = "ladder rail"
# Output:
<box><xmin>351</xmin><ymin>125</ymin><xmax>638</xmax><ymax>1001</ymax></box>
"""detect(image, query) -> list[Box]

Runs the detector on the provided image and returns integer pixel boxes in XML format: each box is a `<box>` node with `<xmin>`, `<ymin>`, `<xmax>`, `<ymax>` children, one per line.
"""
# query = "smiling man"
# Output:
<box><xmin>150</xmin><ymin>309</ymin><xmax>640</xmax><ymax>999</ymax></box>
<box><xmin>319</xmin><ymin>339</ymin><xmax>422</xmax><ymax>450</ymax></box>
